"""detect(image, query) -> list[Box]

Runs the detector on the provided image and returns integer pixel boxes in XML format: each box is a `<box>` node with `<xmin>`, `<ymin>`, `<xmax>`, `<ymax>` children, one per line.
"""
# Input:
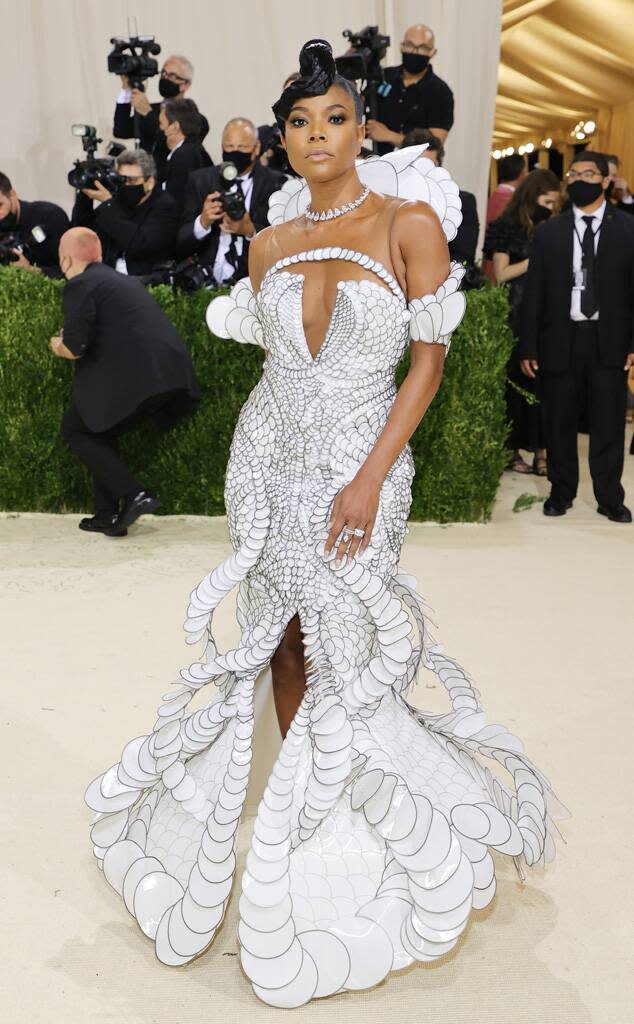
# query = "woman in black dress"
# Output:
<box><xmin>485</xmin><ymin>168</ymin><xmax>561</xmax><ymax>474</ymax></box>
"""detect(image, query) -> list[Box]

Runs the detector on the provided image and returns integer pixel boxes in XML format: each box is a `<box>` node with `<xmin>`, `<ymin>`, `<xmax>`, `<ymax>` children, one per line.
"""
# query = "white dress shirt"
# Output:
<box><xmin>193</xmin><ymin>171</ymin><xmax>254</xmax><ymax>284</ymax></box>
<box><xmin>570</xmin><ymin>200</ymin><xmax>606</xmax><ymax>321</ymax></box>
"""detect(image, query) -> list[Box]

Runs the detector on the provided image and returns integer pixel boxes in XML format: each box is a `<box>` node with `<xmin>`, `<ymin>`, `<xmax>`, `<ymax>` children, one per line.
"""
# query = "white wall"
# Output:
<box><xmin>4</xmin><ymin>0</ymin><xmax>501</xmax><ymax>246</ymax></box>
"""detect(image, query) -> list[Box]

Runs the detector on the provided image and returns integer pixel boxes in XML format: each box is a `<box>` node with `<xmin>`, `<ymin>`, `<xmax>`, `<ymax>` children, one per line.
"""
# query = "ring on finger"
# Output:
<box><xmin>352</xmin><ymin>527</ymin><xmax>365</xmax><ymax>537</ymax></box>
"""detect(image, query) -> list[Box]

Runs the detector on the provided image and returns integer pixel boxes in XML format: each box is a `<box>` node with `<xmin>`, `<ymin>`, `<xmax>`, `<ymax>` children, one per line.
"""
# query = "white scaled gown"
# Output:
<box><xmin>85</xmin><ymin>145</ymin><xmax>568</xmax><ymax>1008</ymax></box>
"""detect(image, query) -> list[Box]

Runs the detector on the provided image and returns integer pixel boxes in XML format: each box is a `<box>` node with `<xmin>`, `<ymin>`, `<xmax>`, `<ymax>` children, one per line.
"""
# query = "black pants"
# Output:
<box><xmin>541</xmin><ymin>322</ymin><xmax>627</xmax><ymax>508</ymax></box>
<box><xmin>61</xmin><ymin>391</ymin><xmax>195</xmax><ymax>515</ymax></box>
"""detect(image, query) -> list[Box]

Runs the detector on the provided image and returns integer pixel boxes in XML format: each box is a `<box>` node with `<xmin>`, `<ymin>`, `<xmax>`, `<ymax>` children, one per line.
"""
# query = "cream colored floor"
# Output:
<box><xmin>2</xmin><ymin>431</ymin><xmax>633</xmax><ymax>1023</ymax></box>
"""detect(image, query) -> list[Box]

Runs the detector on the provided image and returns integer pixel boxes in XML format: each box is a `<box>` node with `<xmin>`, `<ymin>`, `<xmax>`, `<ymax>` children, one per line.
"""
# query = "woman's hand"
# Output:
<box><xmin>324</xmin><ymin>474</ymin><xmax>381</xmax><ymax>563</ymax></box>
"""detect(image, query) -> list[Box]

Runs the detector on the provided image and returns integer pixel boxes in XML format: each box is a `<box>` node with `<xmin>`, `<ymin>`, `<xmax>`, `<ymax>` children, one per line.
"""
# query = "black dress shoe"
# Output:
<box><xmin>79</xmin><ymin>514</ymin><xmax>127</xmax><ymax>537</ymax></box>
<box><xmin>597</xmin><ymin>504</ymin><xmax>632</xmax><ymax>523</ymax></box>
<box><xmin>543</xmin><ymin>498</ymin><xmax>573</xmax><ymax>517</ymax></box>
<box><xmin>106</xmin><ymin>490</ymin><xmax>160</xmax><ymax>534</ymax></box>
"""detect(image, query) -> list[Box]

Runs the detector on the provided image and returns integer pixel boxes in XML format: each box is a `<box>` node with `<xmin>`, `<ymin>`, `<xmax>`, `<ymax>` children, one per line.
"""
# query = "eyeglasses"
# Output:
<box><xmin>566</xmin><ymin>169</ymin><xmax>603</xmax><ymax>182</ymax></box>
<box><xmin>161</xmin><ymin>69</ymin><xmax>190</xmax><ymax>85</ymax></box>
<box><xmin>119</xmin><ymin>174</ymin><xmax>145</xmax><ymax>184</ymax></box>
<box><xmin>224</xmin><ymin>144</ymin><xmax>254</xmax><ymax>152</ymax></box>
<box><xmin>401</xmin><ymin>41</ymin><xmax>433</xmax><ymax>54</ymax></box>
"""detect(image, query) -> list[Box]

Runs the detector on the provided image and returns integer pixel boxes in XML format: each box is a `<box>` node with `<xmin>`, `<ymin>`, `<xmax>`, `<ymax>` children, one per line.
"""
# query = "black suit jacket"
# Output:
<box><xmin>6</xmin><ymin>199</ymin><xmax>70</xmax><ymax>276</ymax></box>
<box><xmin>176</xmin><ymin>162</ymin><xmax>286</xmax><ymax>277</ymax></box>
<box><xmin>113</xmin><ymin>100</ymin><xmax>211</xmax><ymax>181</ymax></box>
<box><xmin>71</xmin><ymin>187</ymin><xmax>179</xmax><ymax>275</ymax></box>
<box><xmin>160</xmin><ymin>139</ymin><xmax>213</xmax><ymax>212</ymax></box>
<box><xmin>449</xmin><ymin>190</ymin><xmax>479</xmax><ymax>266</ymax></box>
<box><xmin>62</xmin><ymin>262</ymin><xmax>200</xmax><ymax>432</ymax></box>
<box><xmin>519</xmin><ymin>206</ymin><xmax>634</xmax><ymax>371</ymax></box>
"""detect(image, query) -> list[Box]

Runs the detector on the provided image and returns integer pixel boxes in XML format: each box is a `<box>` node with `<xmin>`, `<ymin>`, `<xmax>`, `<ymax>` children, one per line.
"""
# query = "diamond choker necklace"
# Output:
<box><xmin>305</xmin><ymin>185</ymin><xmax>371</xmax><ymax>222</ymax></box>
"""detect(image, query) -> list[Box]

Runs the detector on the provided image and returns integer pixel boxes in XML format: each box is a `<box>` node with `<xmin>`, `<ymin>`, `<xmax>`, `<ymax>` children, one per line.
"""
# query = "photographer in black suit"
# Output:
<box><xmin>71</xmin><ymin>149</ymin><xmax>179</xmax><ymax>275</ymax></box>
<box><xmin>158</xmin><ymin>98</ymin><xmax>212</xmax><ymax>212</ymax></box>
<box><xmin>519</xmin><ymin>152</ymin><xmax>634</xmax><ymax>523</ymax></box>
<box><xmin>53</xmin><ymin>228</ymin><xmax>200</xmax><ymax>537</ymax></box>
<box><xmin>113</xmin><ymin>54</ymin><xmax>210</xmax><ymax>182</ymax></box>
<box><xmin>0</xmin><ymin>171</ymin><xmax>69</xmax><ymax>277</ymax></box>
<box><xmin>177</xmin><ymin>117</ymin><xmax>286</xmax><ymax>285</ymax></box>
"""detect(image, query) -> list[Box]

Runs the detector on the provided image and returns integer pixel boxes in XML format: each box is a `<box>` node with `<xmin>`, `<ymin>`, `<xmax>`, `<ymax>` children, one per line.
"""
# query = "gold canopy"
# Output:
<box><xmin>496</xmin><ymin>0</ymin><xmax>634</xmax><ymax>180</ymax></box>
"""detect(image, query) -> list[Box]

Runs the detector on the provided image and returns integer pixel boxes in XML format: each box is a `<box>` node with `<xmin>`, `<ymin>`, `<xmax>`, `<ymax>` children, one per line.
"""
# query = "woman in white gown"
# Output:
<box><xmin>85</xmin><ymin>39</ymin><xmax>567</xmax><ymax>1008</ymax></box>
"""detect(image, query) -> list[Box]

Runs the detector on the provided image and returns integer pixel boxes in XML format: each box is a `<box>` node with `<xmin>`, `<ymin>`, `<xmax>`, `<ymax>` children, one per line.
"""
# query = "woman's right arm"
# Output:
<box><xmin>493</xmin><ymin>251</ymin><xmax>529</xmax><ymax>283</ymax></box>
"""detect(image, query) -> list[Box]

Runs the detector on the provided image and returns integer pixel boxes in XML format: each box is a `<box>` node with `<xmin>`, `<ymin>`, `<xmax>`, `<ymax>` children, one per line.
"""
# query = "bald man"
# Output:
<box><xmin>177</xmin><ymin>116</ymin><xmax>286</xmax><ymax>284</ymax></box>
<box><xmin>368</xmin><ymin>23</ymin><xmax>454</xmax><ymax>156</ymax></box>
<box><xmin>53</xmin><ymin>228</ymin><xmax>200</xmax><ymax>536</ymax></box>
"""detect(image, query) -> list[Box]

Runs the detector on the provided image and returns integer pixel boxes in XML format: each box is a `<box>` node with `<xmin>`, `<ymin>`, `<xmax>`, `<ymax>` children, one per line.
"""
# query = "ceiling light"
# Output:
<box><xmin>492</xmin><ymin>149</ymin><xmax>502</xmax><ymax>160</ymax></box>
<box><xmin>506</xmin><ymin>146</ymin><xmax>514</xmax><ymax>155</ymax></box>
<box><xmin>584</xmin><ymin>120</ymin><xmax>596</xmax><ymax>133</ymax></box>
<box><xmin>518</xmin><ymin>144</ymin><xmax>525</xmax><ymax>155</ymax></box>
<box><xmin>525</xmin><ymin>142</ymin><xmax>534</xmax><ymax>153</ymax></box>
<box><xmin>575</xmin><ymin>131</ymin><xmax>586</xmax><ymax>140</ymax></box>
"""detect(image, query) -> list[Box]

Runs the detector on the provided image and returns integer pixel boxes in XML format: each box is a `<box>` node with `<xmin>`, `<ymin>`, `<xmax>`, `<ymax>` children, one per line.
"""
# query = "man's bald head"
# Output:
<box><xmin>59</xmin><ymin>228</ymin><xmax>102</xmax><ymax>278</ymax></box>
<box><xmin>59</xmin><ymin>227</ymin><xmax>102</xmax><ymax>265</ymax></box>
<box><xmin>404</xmin><ymin>23</ymin><xmax>436</xmax><ymax>49</ymax></box>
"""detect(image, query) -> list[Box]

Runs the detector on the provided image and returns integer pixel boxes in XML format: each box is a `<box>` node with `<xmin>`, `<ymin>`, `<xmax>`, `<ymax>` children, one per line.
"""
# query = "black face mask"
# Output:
<box><xmin>0</xmin><ymin>210</ymin><xmax>18</xmax><ymax>230</ymax></box>
<box><xmin>117</xmin><ymin>184</ymin><xmax>147</xmax><ymax>209</ymax></box>
<box><xmin>402</xmin><ymin>52</ymin><xmax>430</xmax><ymax>74</ymax></box>
<box><xmin>567</xmin><ymin>180</ymin><xmax>604</xmax><ymax>208</ymax></box>
<box><xmin>159</xmin><ymin>77</ymin><xmax>181</xmax><ymax>99</ymax></box>
<box><xmin>222</xmin><ymin>149</ymin><xmax>253</xmax><ymax>175</ymax></box>
<box><xmin>532</xmin><ymin>204</ymin><xmax>552</xmax><ymax>224</ymax></box>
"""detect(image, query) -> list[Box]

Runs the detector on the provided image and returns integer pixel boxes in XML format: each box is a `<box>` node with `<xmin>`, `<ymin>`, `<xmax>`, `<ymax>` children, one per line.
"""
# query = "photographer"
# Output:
<box><xmin>368</xmin><ymin>23</ymin><xmax>454</xmax><ymax>156</ymax></box>
<box><xmin>71</xmin><ymin>149</ymin><xmax>179</xmax><ymax>275</ymax></box>
<box><xmin>177</xmin><ymin>117</ymin><xmax>286</xmax><ymax>285</ymax></box>
<box><xmin>158</xmin><ymin>98</ymin><xmax>212</xmax><ymax>211</ymax></box>
<box><xmin>0</xmin><ymin>171</ymin><xmax>69</xmax><ymax>276</ymax></box>
<box><xmin>53</xmin><ymin>227</ymin><xmax>200</xmax><ymax>537</ymax></box>
<box><xmin>114</xmin><ymin>54</ymin><xmax>210</xmax><ymax>180</ymax></box>
<box><xmin>258</xmin><ymin>73</ymin><xmax>301</xmax><ymax>176</ymax></box>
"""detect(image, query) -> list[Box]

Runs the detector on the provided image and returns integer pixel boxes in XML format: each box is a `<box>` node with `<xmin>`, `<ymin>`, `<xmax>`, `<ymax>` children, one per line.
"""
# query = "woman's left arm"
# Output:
<box><xmin>325</xmin><ymin>202</ymin><xmax>454</xmax><ymax>561</ymax></box>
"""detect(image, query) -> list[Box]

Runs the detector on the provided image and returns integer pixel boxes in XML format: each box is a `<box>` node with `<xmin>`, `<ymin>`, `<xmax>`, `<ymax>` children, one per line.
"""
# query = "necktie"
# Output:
<box><xmin>224</xmin><ymin>180</ymin><xmax>245</xmax><ymax>283</ymax></box>
<box><xmin>580</xmin><ymin>215</ymin><xmax>597</xmax><ymax>318</ymax></box>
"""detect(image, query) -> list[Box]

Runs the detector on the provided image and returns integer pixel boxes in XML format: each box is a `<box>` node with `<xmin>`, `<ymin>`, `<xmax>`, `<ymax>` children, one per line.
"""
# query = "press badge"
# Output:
<box><xmin>573</xmin><ymin>268</ymin><xmax>587</xmax><ymax>291</ymax></box>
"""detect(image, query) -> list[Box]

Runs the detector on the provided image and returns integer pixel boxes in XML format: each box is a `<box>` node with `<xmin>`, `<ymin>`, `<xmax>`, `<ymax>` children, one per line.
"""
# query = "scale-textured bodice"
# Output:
<box><xmin>224</xmin><ymin>250</ymin><xmax>416</xmax><ymax>602</ymax></box>
<box><xmin>256</xmin><ymin>248</ymin><xmax>411</xmax><ymax>377</ymax></box>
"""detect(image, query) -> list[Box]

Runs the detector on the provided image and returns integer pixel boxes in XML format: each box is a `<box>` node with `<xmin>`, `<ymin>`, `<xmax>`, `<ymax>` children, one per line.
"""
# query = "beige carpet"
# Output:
<box><xmin>2</xmin><ymin>430</ymin><xmax>632</xmax><ymax>1023</ymax></box>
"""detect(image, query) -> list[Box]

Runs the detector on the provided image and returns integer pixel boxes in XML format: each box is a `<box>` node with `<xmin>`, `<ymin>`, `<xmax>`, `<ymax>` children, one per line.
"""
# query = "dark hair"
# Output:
<box><xmin>504</xmin><ymin>168</ymin><xmax>561</xmax><ymax>236</ymax></box>
<box><xmin>0</xmin><ymin>171</ymin><xmax>12</xmax><ymax>197</ymax></box>
<box><xmin>272</xmin><ymin>39</ymin><xmax>363</xmax><ymax>134</ymax></box>
<box><xmin>162</xmin><ymin>97</ymin><xmax>202</xmax><ymax>138</ymax></box>
<box><xmin>400</xmin><ymin>128</ymin><xmax>445</xmax><ymax>163</ymax></box>
<box><xmin>498</xmin><ymin>154</ymin><xmax>526</xmax><ymax>183</ymax></box>
<box><xmin>604</xmin><ymin>153</ymin><xmax>619</xmax><ymax>167</ymax></box>
<box><xmin>571</xmin><ymin>150</ymin><xmax>608</xmax><ymax>177</ymax></box>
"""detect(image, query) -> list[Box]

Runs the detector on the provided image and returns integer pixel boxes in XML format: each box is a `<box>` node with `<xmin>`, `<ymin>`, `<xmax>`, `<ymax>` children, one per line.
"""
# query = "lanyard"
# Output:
<box><xmin>573</xmin><ymin>219</ymin><xmax>600</xmax><ymax>251</ymax></box>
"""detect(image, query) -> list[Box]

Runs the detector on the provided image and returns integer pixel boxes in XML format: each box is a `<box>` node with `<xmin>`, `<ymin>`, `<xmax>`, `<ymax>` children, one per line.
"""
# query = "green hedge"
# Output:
<box><xmin>0</xmin><ymin>266</ymin><xmax>513</xmax><ymax>522</ymax></box>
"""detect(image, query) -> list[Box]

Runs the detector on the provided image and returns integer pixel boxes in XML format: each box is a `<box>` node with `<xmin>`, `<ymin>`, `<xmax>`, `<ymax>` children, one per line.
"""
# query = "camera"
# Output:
<box><xmin>0</xmin><ymin>225</ymin><xmax>46</xmax><ymax>266</ymax></box>
<box><xmin>107</xmin><ymin>33</ymin><xmax>161</xmax><ymax>91</ymax></box>
<box><xmin>336</xmin><ymin>25</ymin><xmax>390</xmax><ymax>122</ymax></box>
<box><xmin>140</xmin><ymin>258</ymin><xmax>215</xmax><ymax>292</ymax></box>
<box><xmin>217</xmin><ymin>162</ymin><xmax>246</xmax><ymax>221</ymax></box>
<box><xmin>67</xmin><ymin>125</ymin><xmax>126</xmax><ymax>192</ymax></box>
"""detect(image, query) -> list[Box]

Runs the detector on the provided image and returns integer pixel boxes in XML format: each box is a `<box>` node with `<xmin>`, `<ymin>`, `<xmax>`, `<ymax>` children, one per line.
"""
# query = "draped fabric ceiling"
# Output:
<box><xmin>495</xmin><ymin>0</ymin><xmax>634</xmax><ymax>181</ymax></box>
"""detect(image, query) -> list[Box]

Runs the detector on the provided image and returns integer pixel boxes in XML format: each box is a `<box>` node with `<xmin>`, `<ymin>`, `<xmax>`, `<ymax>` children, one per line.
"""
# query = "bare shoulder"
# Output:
<box><xmin>388</xmin><ymin>198</ymin><xmax>450</xmax><ymax>298</ymax></box>
<box><xmin>392</xmin><ymin>199</ymin><xmax>444</xmax><ymax>249</ymax></box>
